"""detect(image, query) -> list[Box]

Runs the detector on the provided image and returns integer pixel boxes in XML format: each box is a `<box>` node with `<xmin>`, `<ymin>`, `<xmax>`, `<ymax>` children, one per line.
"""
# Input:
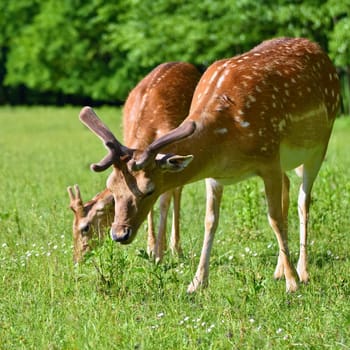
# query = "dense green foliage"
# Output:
<box><xmin>1</xmin><ymin>1</ymin><xmax>350</xmax><ymax>110</ymax></box>
<box><xmin>0</xmin><ymin>107</ymin><xmax>349</xmax><ymax>349</ymax></box>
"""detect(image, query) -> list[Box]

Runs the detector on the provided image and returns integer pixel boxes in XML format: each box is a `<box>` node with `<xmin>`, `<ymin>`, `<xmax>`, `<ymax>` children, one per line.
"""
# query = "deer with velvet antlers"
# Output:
<box><xmin>78</xmin><ymin>38</ymin><xmax>340</xmax><ymax>293</ymax></box>
<box><xmin>69</xmin><ymin>62</ymin><xmax>202</xmax><ymax>263</ymax></box>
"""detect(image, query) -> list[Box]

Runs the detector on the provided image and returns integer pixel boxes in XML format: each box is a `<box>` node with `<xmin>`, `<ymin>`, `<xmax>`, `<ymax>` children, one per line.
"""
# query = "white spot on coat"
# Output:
<box><xmin>216</xmin><ymin>74</ymin><xmax>226</xmax><ymax>89</ymax></box>
<box><xmin>279</xmin><ymin>119</ymin><xmax>286</xmax><ymax>131</ymax></box>
<box><xmin>240</xmin><ymin>121</ymin><xmax>250</xmax><ymax>128</ymax></box>
<box><xmin>209</xmin><ymin>69</ymin><xmax>219</xmax><ymax>84</ymax></box>
<box><xmin>214</xmin><ymin>128</ymin><xmax>228</xmax><ymax>135</ymax></box>
<box><xmin>248</xmin><ymin>95</ymin><xmax>256</xmax><ymax>103</ymax></box>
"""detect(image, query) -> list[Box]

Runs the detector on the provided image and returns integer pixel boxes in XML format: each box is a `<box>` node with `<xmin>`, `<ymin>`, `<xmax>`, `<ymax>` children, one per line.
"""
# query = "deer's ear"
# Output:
<box><xmin>156</xmin><ymin>154</ymin><xmax>193</xmax><ymax>173</ymax></box>
<box><xmin>95</xmin><ymin>194</ymin><xmax>114</xmax><ymax>210</ymax></box>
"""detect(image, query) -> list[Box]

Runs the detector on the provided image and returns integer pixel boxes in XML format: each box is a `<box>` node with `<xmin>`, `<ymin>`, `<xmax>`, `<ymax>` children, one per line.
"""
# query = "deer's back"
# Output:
<box><xmin>123</xmin><ymin>62</ymin><xmax>202</xmax><ymax>149</ymax></box>
<box><xmin>189</xmin><ymin>38</ymin><xmax>340</xmax><ymax>167</ymax></box>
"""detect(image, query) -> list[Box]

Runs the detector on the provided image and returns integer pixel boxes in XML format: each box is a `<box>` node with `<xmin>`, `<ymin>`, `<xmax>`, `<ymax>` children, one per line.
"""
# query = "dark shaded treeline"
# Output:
<box><xmin>1</xmin><ymin>1</ymin><xmax>349</xmax><ymax>114</ymax></box>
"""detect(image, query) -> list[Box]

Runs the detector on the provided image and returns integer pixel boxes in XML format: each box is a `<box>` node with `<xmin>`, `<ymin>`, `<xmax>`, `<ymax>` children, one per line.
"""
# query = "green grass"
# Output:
<box><xmin>0</xmin><ymin>106</ymin><xmax>349</xmax><ymax>349</ymax></box>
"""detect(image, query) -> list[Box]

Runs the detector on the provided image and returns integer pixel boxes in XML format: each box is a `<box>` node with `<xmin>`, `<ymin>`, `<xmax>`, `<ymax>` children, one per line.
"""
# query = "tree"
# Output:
<box><xmin>1</xmin><ymin>0</ymin><xmax>349</xmax><ymax>111</ymax></box>
<box><xmin>0</xmin><ymin>0</ymin><xmax>40</xmax><ymax>103</ymax></box>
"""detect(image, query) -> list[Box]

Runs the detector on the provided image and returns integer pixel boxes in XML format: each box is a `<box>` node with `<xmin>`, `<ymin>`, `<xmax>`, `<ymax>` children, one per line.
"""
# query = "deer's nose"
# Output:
<box><xmin>110</xmin><ymin>226</ymin><xmax>132</xmax><ymax>244</ymax></box>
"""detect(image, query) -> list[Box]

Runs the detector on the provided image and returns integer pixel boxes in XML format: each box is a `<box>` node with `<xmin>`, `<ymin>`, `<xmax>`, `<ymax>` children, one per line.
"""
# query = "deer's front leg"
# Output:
<box><xmin>187</xmin><ymin>179</ymin><xmax>223</xmax><ymax>293</ymax></box>
<box><xmin>170</xmin><ymin>187</ymin><xmax>183</xmax><ymax>256</ymax></box>
<box><xmin>155</xmin><ymin>191</ymin><xmax>172</xmax><ymax>263</ymax></box>
<box><xmin>274</xmin><ymin>173</ymin><xmax>291</xmax><ymax>279</ymax></box>
<box><xmin>147</xmin><ymin>209</ymin><xmax>156</xmax><ymax>257</ymax></box>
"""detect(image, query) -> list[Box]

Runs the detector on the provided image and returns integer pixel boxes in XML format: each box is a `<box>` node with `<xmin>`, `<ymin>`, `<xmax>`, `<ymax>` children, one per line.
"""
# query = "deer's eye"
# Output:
<box><xmin>81</xmin><ymin>224</ymin><xmax>90</xmax><ymax>234</ymax></box>
<box><xmin>144</xmin><ymin>189</ymin><xmax>154</xmax><ymax>197</ymax></box>
<box><xmin>143</xmin><ymin>182</ymin><xmax>155</xmax><ymax>197</ymax></box>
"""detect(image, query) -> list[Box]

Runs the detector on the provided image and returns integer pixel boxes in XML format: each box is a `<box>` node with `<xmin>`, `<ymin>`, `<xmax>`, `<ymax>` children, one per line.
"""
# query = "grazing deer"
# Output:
<box><xmin>69</xmin><ymin>62</ymin><xmax>202</xmax><ymax>262</ymax></box>
<box><xmin>67</xmin><ymin>185</ymin><xmax>114</xmax><ymax>263</ymax></box>
<box><xmin>78</xmin><ymin>38</ymin><xmax>340</xmax><ymax>293</ymax></box>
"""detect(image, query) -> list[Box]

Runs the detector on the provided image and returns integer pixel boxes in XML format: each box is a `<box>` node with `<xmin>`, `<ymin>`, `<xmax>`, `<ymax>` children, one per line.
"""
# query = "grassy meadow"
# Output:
<box><xmin>0</xmin><ymin>106</ymin><xmax>349</xmax><ymax>349</ymax></box>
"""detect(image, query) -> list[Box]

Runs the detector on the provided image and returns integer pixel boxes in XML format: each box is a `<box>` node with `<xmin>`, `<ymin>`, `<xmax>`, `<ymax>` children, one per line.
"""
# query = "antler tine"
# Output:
<box><xmin>79</xmin><ymin>107</ymin><xmax>119</xmax><ymax>145</ymax></box>
<box><xmin>67</xmin><ymin>186</ymin><xmax>75</xmax><ymax>203</ymax></box>
<box><xmin>67</xmin><ymin>184</ymin><xmax>84</xmax><ymax>212</ymax></box>
<box><xmin>91</xmin><ymin>151</ymin><xmax>116</xmax><ymax>172</ymax></box>
<box><xmin>132</xmin><ymin>121</ymin><xmax>196</xmax><ymax>171</ymax></box>
<box><xmin>74</xmin><ymin>184</ymin><xmax>82</xmax><ymax>201</ymax></box>
<box><xmin>79</xmin><ymin>106</ymin><xmax>130</xmax><ymax>172</ymax></box>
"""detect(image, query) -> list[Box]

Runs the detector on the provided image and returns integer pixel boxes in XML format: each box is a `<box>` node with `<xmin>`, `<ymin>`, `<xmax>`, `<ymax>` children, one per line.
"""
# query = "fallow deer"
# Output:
<box><xmin>70</xmin><ymin>62</ymin><xmax>202</xmax><ymax>262</ymax></box>
<box><xmin>78</xmin><ymin>38</ymin><xmax>340</xmax><ymax>293</ymax></box>
<box><xmin>67</xmin><ymin>185</ymin><xmax>114</xmax><ymax>263</ymax></box>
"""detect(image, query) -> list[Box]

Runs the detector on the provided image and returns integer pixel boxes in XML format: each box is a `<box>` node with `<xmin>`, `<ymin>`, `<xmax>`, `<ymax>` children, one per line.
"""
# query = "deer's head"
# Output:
<box><xmin>67</xmin><ymin>184</ymin><xmax>114</xmax><ymax>262</ymax></box>
<box><xmin>79</xmin><ymin>107</ymin><xmax>194</xmax><ymax>244</ymax></box>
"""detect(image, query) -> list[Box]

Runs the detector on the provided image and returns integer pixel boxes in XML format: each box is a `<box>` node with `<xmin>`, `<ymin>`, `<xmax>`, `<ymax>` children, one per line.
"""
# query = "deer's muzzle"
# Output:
<box><xmin>110</xmin><ymin>226</ymin><xmax>132</xmax><ymax>244</ymax></box>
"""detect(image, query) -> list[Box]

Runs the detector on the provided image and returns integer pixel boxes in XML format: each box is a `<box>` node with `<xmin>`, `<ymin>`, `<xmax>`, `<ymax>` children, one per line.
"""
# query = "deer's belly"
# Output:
<box><xmin>280</xmin><ymin>143</ymin><xmax>325</xmax><ymax>171</ymax></box>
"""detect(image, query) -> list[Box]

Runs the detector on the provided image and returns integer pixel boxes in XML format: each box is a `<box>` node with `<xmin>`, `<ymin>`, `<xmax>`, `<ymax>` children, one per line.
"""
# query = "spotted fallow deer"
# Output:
<box><xmin>78</xmin><ymin>38</ymin><xmax>340</xmax><ymax>293</ymax></box>
<box><xmin>67</xmin><ymin>185</ymin><xmax>114</xmax><ymax>263</ymax></box>
<box><xmin>69</xmin><ymin>62</ymin><xmax>202</xmax><ymax>262</ymax></box>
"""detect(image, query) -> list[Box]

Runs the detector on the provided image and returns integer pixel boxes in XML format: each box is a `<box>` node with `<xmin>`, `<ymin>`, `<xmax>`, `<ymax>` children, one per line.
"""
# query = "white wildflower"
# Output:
<box><xmin>206</xmin><ymin>324</ymin><xmax>215</xmax><ymax>333</ymax></box>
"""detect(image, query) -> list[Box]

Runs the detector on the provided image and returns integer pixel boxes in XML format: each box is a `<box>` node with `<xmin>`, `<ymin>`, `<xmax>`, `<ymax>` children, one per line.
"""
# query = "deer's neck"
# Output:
<box><xmin>161</xmin><ymin>117</ymin><xmax>255</xmax><ymax>191</ymax></box>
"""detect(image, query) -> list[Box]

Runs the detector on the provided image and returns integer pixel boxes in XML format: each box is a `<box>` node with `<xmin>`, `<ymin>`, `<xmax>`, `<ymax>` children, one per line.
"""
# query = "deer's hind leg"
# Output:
<box><xmin>296</xmin><ymin>152</ymin><xmax>325</xmax><ymax>284</ymax></box>
<box><xmin>262</xmin><ymin>166</ymin><xmax>298</xmax><ymax>292</ymax></box>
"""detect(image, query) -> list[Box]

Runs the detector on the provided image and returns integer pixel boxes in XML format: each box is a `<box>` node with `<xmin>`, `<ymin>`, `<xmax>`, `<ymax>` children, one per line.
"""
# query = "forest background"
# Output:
<box><xmin>1</xmin><ymin>0</ymin><xmax>350</xmax><ymax>114</ymax></box>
